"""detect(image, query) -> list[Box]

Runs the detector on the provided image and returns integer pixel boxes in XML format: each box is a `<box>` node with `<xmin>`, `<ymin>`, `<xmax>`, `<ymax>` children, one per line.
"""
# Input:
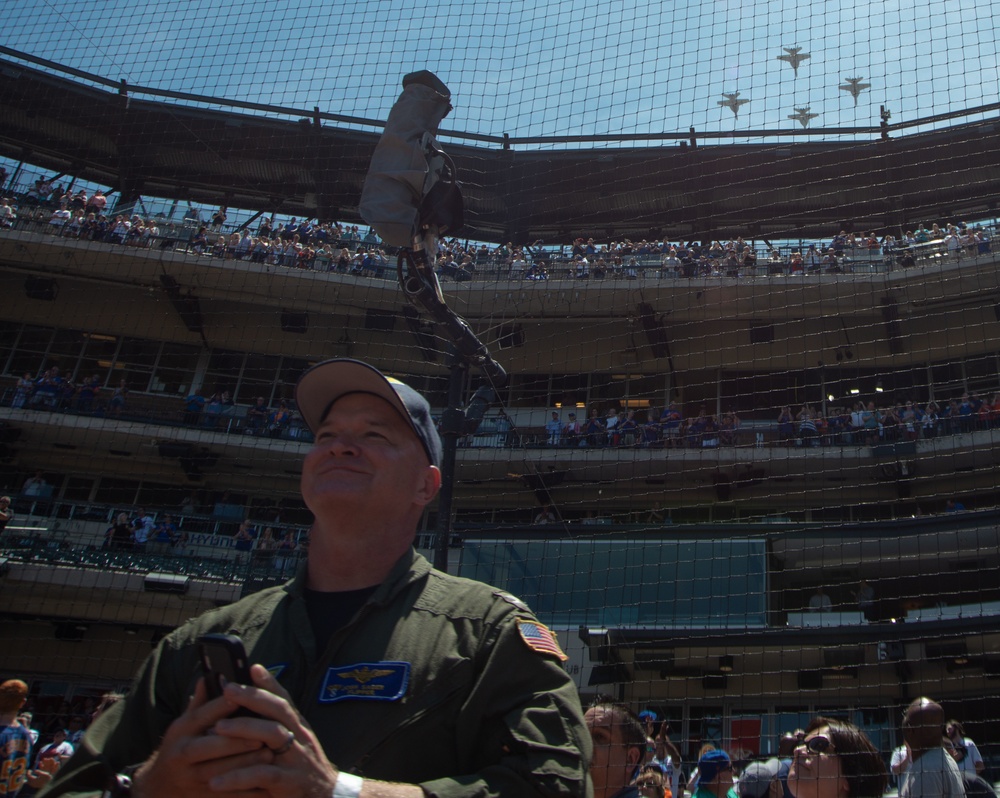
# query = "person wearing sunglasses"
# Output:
<box><xmin>634</xmin><ymin>765</ymin><xmax>670</xmax><ymax>798</ymax></box>
<box><xmin>787</xmin><ymin>718</ymin><xmax>887</xmax><ymax>798</ymax></box>
<box><xmin>899</xmin><ymin>699</ymin><xmax>964</xmax><ymax>798</ymax></box>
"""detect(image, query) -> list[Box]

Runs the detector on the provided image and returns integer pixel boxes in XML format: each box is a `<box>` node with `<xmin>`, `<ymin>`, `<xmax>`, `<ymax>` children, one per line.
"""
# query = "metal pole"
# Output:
<box><xmin>433</xmin><ymin>356</ymin><xmax>468</xmax><ymax>572</ymax></box>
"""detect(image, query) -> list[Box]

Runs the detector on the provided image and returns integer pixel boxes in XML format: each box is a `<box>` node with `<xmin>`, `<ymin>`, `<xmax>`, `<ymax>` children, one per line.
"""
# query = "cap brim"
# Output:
<box><xmin>296</xmin><ymin>359</ymin><xmax>413</xmax><ymax>436</ymax></box>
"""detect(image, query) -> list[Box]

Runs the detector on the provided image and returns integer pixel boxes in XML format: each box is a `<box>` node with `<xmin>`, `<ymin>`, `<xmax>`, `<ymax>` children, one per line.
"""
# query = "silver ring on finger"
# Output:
<box><xmin>272</xmin><ymin>729</ymin><xmax>295</xmax><ymax>756</ymax></box>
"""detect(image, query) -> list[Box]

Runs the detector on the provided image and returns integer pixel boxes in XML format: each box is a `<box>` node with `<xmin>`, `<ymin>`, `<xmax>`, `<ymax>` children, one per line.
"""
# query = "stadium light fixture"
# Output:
<box><xmin>850</xmin><ymin>388</ymin><xmax>861</xmax><ymax>395</ymax></box>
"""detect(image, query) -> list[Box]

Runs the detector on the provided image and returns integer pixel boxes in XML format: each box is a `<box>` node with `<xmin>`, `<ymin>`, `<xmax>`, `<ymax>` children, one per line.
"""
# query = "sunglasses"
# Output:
<box><xmin>636</xmin><ymin>782</ymin><xmax>664</xmax><ymax>790</ymax></box>
<box><xmin>802</xmin><ymin>735</ymin><xmax>836</xmax><ymax>755</ymax></box>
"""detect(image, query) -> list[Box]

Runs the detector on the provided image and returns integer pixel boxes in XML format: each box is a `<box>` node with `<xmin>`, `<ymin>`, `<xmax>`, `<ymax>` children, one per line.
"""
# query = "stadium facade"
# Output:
<box><xmin>1</xmin><ymin>56</ymin><xmax>1000</xmax><ymax>764</ymax></box>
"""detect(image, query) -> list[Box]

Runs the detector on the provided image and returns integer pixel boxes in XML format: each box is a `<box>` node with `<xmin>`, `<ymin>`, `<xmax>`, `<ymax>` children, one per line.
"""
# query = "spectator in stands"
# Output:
<box><xmin>6</xmin><ymin>713</ymin><xmax>32</xmax><ymax>775</ymax></box>
<box><xmin>0</xmin><ymin>496</ymin><xmax>12</xmax><ymax>534</ymax></box>
<box><xmin>245</xmin><ymin>397</ymin><xmax>270</xmax><ymax>435</ymax></box>
<box><xmin>796</xmin><ymin>405</ymin><xmax>818</xmax><ymax>447</ymax></box>
<box><xmin>563</xmin><ymin>412</ymin><xmax>581</xmax><ymax>447</ymax></box>
<box><xmin>233</xmin><ymin>519</ymin><xmax>256</xmax><ymax>563</ymax></box>
<box><xmin>545</xmin><ymin>412</ymin><xmax>563</xmax><ymax>446</ymax></box>
<box><xmin>0</xmin><ymin>197</ymin><xmax>16</xmax><ymax>228</ymax></box>
<box><xmin>182</xmin><ymin>391</ymin><xmax>205</xmax><ymax>426</ymax></box>
<box><xmin>719</xmin><ymin>411</ymin><xmax>740</xmax><ymax>446</ymax></box>
<box><xmin>618</xmin><ymin>410</ymin><xmax>639</xmax><ymax>446</ymax></box>
<box><xmin>586</xmin><ymin>701</ymin><xmax>645</xmax><ymax>798</ymax></box>
<box><xmin>150</xmin><ymin>515</ymin><xmax>178</xmax><ymax>555</ymax></box>
<box><xmin>267</xmin><ymin>400</ymin><xmax>293</xmax><ymax>437</ymax></box>
<box><xmin>30</xmin><ymin>367</ymin><xmax>63</xmax><ymax>410</ymax></box>
<box><xmin>48</xmin><ymin>203</ymin><xmax>71</xmax><ymax>234</ymax></box>
<box><xmin>640</xmin><ymin>410</ymin><xmax>661</xmax><ymax>448</ymax></box>
<box><xmin>12</xmin><ymin>372</ymin><xmax>33</xmax><ymax>408</ymax></box>
<box><xmin>777</xmin><ymin>406</ymin><xmax>795</xmax><ymax>446</ymax></box>
<box><xmin>108</xmin><ymin>379</ymin><xmax>128</xmax><ymax>417</ymax></box>
<box><xmin>85</xmin><ymin>190</ymin><xmax>106</xmax><ymax>217</ymax></box>
<box><xmin>693</xmin><ymin>750</ymin><xmax>737</xmax><ymax>798</ymax></box>
<box><xmin>945</xmin><ymin>719</ymin><xmax>985</xmax><ymax>777</ymax></box>
<box><xmin>853</xmin><ymin>579</ymin><xmax>876</xmax><ymax>622</ymax></box>
<box><xmin>789</xmin><ymin>718</ymin><xmax>886</xmax><ymax>798</ymax></box>
<box><xmin>738</xmin><ymin>759</ymin><xmax>782</xmax><ymax>798</ymax></box>
<box><xmin>210</xmin><ymin>205</ymin><xmax>227</xmax><ymax>232</ymax></box>
<box><xmin>21</xmin><ymin>471</ymin><xmax>49</xmax><ymax>499</ymax></box>
<box><xmin>808</xmin><ymin>586</ymin><xmax>832</xmax><ymax>612</ymax></box>
<box><xmin>131</xmin><ymin>508</ymin><xmax>155</xmax><ymax>551</ymax></box>
<box><xmin>584</xmin><ymin>409</ymin><xmax>606</xmax><ymax>447</ymax></box>
<box><xmin>900</xmin><ymin>699</ymin><xmax>963</xmax><ymax>798</ymax></box>
<box><xmin>104</xmin><ymin>512</ymin><xmax>134</xmax><ymax>551</ymax></box>
<box><xmin>189</xmin><ymin>226</ymin><xmax>209</xmax><ymax>255</ymax></box>
<box><xmin>660</xmin><ymin>402</ymin><xmax>682</xmax><ymax>448</ymax></box>
<box><xmin>605</xmin><ymin>408</ymin><xmax>621</xmax><ymax>446</ymax></box>
<box><xmin>533</xmin><ymin>505</ymin><xmax>558</xmax><ymax>525</ymax></box>
<box><xmin>75</xmin><ymin>374</ymin><xmax>101</xmax><ymax>413</ymax></box>
<box><xmin>252</xmin><ymin>526</ymin><xmax>277</xmax><ymax>568</ymax></box>
<box><xmin>273</xmin><ymin>528</ymin><xmax>298</xmax><ymax>575</ymax></box>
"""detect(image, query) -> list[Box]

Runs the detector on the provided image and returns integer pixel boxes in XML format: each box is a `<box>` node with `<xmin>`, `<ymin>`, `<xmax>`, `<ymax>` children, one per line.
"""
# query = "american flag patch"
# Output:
<box><xmin>516</xmin><ymin>619</ymin><xmax>568</xmax><ymax>661</ymax></box>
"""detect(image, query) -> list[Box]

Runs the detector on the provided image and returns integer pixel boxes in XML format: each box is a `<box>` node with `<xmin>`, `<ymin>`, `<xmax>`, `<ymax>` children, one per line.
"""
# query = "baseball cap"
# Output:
<box><xmin>699</xmin><ymin>750</ymin><xmax>733</xmax><ymax>784</ymax></box>
<box><xmin>295</xmin><ymin>359</ymin><xmax>442</xmax><ymax>467</ymax></box>
<box><xmin>737</xmin><ymin>759</ymin><xmax>781</xmax><ymax>798</ymax></box>
<box><xmin>638</xmin><ymin>710</ymin><xmax>659</xmax><ymax>722</ymax></box>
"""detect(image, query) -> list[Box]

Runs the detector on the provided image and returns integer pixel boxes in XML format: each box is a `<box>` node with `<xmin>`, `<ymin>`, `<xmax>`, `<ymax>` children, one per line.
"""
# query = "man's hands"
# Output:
<box><xmin>206</xmin><ymin>664</ymin><xmax>341</xmax><ymax>798</ymax></box>
<box><xmin>129</xmin><ymin>675</ymin><xmax>276</xmax><ymax>798</ymax></box>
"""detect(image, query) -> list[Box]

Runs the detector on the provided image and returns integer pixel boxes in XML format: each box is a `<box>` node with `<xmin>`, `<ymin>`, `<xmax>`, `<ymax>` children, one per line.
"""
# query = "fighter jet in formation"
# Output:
<box><xmin>718</xmin><ymin>92</ymin><xmax>750</xmax><ymax>117</ymax></box>
<box><xmin>777</xmin><ymin>47</ymin><xmax>810</xmax><ymax>76</ymax></box>
<box><xmin>789</xmin><ymin>106</ymin><xmax>819</xmax><ymax>128</ymax></box>
<box><xmin>839</xmin><ymin>77</ymin><xmax>871</xmax><ymax>106</ymax></box>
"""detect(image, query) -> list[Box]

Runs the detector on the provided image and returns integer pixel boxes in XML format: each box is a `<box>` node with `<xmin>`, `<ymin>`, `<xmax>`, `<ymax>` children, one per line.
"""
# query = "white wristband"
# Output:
<box><xmin>332</xmin><ymin>772</ymin><xmax>363</xmax><ymax>798</ymax></box>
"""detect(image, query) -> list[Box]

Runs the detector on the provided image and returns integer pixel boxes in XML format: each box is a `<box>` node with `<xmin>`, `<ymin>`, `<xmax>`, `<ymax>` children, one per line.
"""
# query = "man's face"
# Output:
<box><xmin>301</xmin><ymin>393</ymin><xmax>439</xmax><ymax>523</ymax></box>
<box><xmin>585</xmin><ymin>707</ymin><xmax>637</xmax><ymax>798</ymax></box>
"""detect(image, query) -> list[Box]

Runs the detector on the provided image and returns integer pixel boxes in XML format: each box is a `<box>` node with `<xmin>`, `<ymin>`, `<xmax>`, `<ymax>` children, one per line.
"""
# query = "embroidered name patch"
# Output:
<box><xmin>516</xmin><ymin>619</ymin><xmax>568</xmax><ymax>661</ymax></box>
<box><xmin>318</xmin><ymin>662</ymin><xmax>410</xmax><ymax>704</ymax></box>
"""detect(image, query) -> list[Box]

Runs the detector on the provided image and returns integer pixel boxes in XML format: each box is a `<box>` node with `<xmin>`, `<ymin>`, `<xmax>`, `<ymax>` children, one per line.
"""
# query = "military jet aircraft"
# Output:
<box><xmin>718</xmin><ymin>92</ymin><xmax>750</xmax><ymax>117</ymax></box>
<box><xmin>839</xmin><ymin>77</ymin><xmax>871</xmax><ymax>106</ymax></box>
<box><xmin>777</xmin><ymin>46</ymin><xmax>810</xmax><ymax>76</ymax></box>
<box><xmin>789</xmin><ymin>106</ymin><xmax>819</xmax><ymax>128</ymax></box>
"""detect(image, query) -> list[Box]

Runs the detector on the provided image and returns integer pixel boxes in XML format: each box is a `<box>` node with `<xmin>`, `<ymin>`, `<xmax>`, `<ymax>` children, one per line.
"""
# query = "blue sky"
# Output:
<box><xmin>4</xmin><ymin>0</ymin><xmax>999</xmax><ymax>145</ymax></box>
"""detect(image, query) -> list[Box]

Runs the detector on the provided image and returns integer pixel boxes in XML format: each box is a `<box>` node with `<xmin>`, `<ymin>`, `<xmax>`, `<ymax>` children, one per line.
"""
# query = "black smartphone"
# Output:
<box><xmin>197</xmin><ymin>633</ymin><xmax>256</xmax><ymax>709</ymax></box>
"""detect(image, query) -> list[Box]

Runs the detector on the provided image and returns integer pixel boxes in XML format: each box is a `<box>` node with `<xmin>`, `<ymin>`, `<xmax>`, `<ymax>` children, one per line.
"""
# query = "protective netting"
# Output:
<box><xmin>1</xmin><ymin>0</ymin><xmax>1000</xmax><ymax>788</ymax></box>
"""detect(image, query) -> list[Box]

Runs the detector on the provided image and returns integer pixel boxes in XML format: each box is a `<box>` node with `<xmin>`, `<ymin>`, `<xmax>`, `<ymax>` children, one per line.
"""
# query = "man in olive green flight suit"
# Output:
<box><xmin>43</xmin><ymin>359</ymin><xmax>592</xmax><ymax>798</ymax></box>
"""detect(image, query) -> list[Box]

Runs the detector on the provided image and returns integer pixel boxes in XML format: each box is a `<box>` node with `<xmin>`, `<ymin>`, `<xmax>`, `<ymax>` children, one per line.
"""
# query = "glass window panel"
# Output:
<box><xmin>45</xmin><ymin>329</ymin><xmax>87</xmax><ymax>379</ymax></box>
<box><xmin>93</xmin><ymin>478</ymin><xmax>141</xmax><ymax>507</ymax></box>
<box><xmin>62</xmin><ymin>477</ymin><xmax>95</xmax><ymax>502</ymax></box>
<box><xmin>77</xmin><ymin>335</ymin><xmax>119</xmax><ymax>388</ymax></box>
<box><xmin>150</xmin><ymin>342</ymin><xmax>200</xmax><ymax>395</ymax></box>
<box><xmin>113</xmin><ymin>338</ymin><xmax>159</xmax><ymax>391</ymax></box>
<box><xmin>136</xmin><ymin>482</ymin><xmax>186</xmax><ymax>508</ymax></box>
<box><xmin>508</xmin><ymin>373</ymin><xmax>549</xmax><ymax>408</ymax></box>
<box><xmin>236</xmin><ymin>354</ymin><xmax>281</xmax><ymax>403</ymax></box>
<box><xmin>965</xmin><ymin>353</ymin><xmax>999</xmax><ymax>396</ymax></box>
<box><xmin>551</xmin><ymin>373</ymin><xmax>588</xmax><ymax>409</ymax></box>
<box><xmin>458</xmin><ymin>538</ymin><xmax>767</xmax><ymax>628</ymax></box>
<box><xmin>0</xmin><ymin>320</ymin><xmax>23</xmax><ymax>374</ymax></box>
<box><xmin>273</xmin><ymin>357</ymin><xmax>311</xmax><ymax>405</ymax></box>
<box><xmin>204</xmin><ymin>349</ymin><xmax>245</xmax><ymax>394</ymax></box>
<box><xmin>7</xmin><ymin>325</ymin><xmax>54</xmax><ymax>377</ymax></box>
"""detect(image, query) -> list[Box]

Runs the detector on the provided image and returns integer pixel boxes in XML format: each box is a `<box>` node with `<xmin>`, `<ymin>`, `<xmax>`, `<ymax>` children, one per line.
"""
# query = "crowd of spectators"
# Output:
<box><xmin>2</xmin><ymin>175</ymin><xmax>995</xmax><ymax>282</ymax></box>
<box><xmin>11</xmin><ymin>363</ymin><xmax>303</xmax><ymax>437</ymax></box>
<box><xmin>543</xmin><ymin>405</ymin><xmax>743</xmax><ymax>449</ymax></box>
<box><xmin>11</xmin><ymin>360</ymin><xmax>1000</xmax><ymax>452</ymax></box>
<box><xmin>0</xmin><ymin>682</ymin><xmax>123</xmax><ymax>797</ymax></box>
<box><xmin>775</xmin><ymin>392</ymin><xmax>1000</xmax><ymax>447</ymax></box>
<box><xmin>97</xmin><ymin>506</ymin><xmax>304</xmax><ymax>573</ymax></box>
<box><xmin>535</xmin><ymin>388</ymin><xmax>1000</xmax><ymax>450</ymax></box>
